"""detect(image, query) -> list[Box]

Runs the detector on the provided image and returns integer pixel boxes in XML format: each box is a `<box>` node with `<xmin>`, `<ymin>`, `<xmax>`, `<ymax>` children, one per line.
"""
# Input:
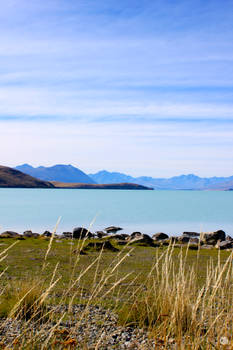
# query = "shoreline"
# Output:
<box><xmin>1</xmin><ymin>228</ymin><xmax>232</xmax><ymax>250</ymax></box>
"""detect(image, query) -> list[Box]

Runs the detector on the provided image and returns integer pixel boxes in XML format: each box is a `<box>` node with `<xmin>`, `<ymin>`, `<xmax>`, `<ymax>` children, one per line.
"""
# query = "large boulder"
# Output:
<box><xmin>201</xmin><ymin>230</ymin><xmax>226</xmax><ymax>245</ymax></box>
<box><xmin>183</xmin><ymin>232</ymin><xmax>200</xmax><ymax>237</ymax></box>
<box><xmin>104</xmin><ymin>226</ymin><xmax>123</xmax><ymax>234</ymax></box>
<box><xmin>152</xmin><ymin>232</ymin><xmax>169</xmax><ymax>241</ymax></box>
<box><xmin>169</xmin><ymin>236</ymin><xmax>179</xmax><ymax>243</ymax></box>
<box><xmin>96</xmin><ymin>231</ymin><xmax>108</xmax><ymax>239</ymax></box>
<box><xmin>130</xmin><ymin>232</ymin><xmax>143</xmax><ymax>239</ymax></box>
<box><xmin>110</xmin><ymin>233</ymin><xmax>129</xmax><ymax>241</ymax></box>
<box><xmin>62</xmin><ymin>232</ymin><xmax>72</xmax><ymax>238</ymax></box>
<box><xmin>129</xmin><ymin>233</ymin><xmax>154</xmax><ymax>246</ymax></box>
<box><xmin>215</xmin><ymin>240</ymin><xmax>233</xmax><ymax>250</ymax></box>
<box><xmin>177</xmin><ymin>235</ymin><xmax>199</xmax><ymax>244</ymax></box>
<box><xmin>0</xmin><ymin>231</ymin><xmax>20</xmax><ymax>238</ymax></box>
<box><xmin>159</xmin><ymin>239</ymin><xmax>170</xmax><ymax>246</ymax></box>
<box><xmin>73</xmin><ymin>227</ymin><xmax>92</xmax><ymax>239</ymax></box>
<box><xmin>42</xmin><ymin>230</ymin><xmax>52</xmax><ymax>237</ymax></box>
<box><xmin>189</xmin><ymin>237</ymin><xmax>199</xmax><ymax>244</ymax></box>
<box><xmin>23</xmin><ymin>230</ymin><xmax>40</xmax><ymax>238</ymax></box>
<box><xmin>178</xmin><ymin>235</ymin><xmax>191</xmax><ymax>244</ymax></box>
<box><xmin>82</xmin><ymin>240</ymin><xmax>119</xmax><ymax>253</ymax></box>
<box><xmin>161</xmin><ymin>236</ymin><xmax>188</xmax><ymax>246</ymax></box>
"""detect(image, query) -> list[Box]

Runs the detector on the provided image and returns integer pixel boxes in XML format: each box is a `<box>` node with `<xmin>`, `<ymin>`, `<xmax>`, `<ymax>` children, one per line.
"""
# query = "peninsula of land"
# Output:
<box><xmin>50</xmin><ymin>181</ymin><xmax>152</xmax><ymax>190</ymax></box>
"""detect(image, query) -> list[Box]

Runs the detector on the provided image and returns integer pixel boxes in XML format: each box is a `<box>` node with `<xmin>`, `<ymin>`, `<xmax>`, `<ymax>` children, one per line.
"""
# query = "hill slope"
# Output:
<box><xmin>15</xmin><ymin>164</ymin><xmax>95</xmax><ymax>184</ymax></box>
<box><xmin>0</xmin><ymin>166</ymin><xmax>54</xmax><ymax>188</ymax></box>
<box><xmin>51</xmin><ymin>181</ymin><xmax>153</xmax><ymax>190</ymax></box>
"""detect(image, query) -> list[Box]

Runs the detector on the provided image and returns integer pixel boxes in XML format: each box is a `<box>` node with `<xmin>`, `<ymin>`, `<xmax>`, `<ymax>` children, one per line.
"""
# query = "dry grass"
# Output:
<box><xmin>0</xmin><ymin>236</ymin><xmax>232</xmax><ymax>349</ymax></box>
<box><xmin>118</xmin><ymin>244</ymin><xmax>233</xmax><ymax>348</ymax></box>
<box><xmin>0</xmin><ymin>278</ymin><xmax>47</xmax><ymax>321</ymax></box>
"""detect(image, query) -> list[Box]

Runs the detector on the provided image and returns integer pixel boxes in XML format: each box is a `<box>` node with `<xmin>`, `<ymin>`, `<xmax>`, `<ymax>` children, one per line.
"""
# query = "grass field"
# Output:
<box><xmin>0</xmin><ymin>236</ymin><xmax>232</xmax><ymax>349</ymax></box>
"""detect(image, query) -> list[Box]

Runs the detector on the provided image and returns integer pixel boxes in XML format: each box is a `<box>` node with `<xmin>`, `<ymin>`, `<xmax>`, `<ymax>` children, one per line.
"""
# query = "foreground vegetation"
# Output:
<box><xmin>0</xmin><ymin>234</ymin><xmax>232</xmax><ymax>349</ymax></box>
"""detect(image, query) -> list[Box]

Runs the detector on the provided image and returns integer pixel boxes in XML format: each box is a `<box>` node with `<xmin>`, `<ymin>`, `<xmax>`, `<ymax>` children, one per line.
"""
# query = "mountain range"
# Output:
<box><xmin>16</xmin><ymin>164</ymin><xmax>95</xmax><ymax>184</ymax></box>
<box><xmin>15</xmin><ymin>164</ymin><xmax>233</xmax><ymax>190</ymax></box>
<box><xmin>89</xmin><ymin>170</ymin><xmax>233</xmax><ymax>190</ymax></box>
<box><xmin>0</xmin><ymin>165</ymin><xmax>151</xmax><ymax>190</ymax></box>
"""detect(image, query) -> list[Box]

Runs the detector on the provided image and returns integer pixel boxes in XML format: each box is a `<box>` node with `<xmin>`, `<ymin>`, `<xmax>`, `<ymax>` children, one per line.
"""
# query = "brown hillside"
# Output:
<box><xmin>51</xmin><ymin>181</ymin><xmax>153</xmax><ymax>190</ymax></box>
<box><xmin>0</xmin><ymin>166</ymin><xmax>54</xmax><ymax>188</ymax></box>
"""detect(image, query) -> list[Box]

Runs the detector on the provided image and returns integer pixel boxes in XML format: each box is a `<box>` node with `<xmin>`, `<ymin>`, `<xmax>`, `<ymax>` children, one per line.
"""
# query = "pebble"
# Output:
<box><xmin>0</xmin><ymin>304</ymin><xmax>157</xmax><ymax>349</ymax></box>
<box><xmin>0</xmin><ymin>304</ymin><xmax>225</xmax><ymax>349</ymax></box>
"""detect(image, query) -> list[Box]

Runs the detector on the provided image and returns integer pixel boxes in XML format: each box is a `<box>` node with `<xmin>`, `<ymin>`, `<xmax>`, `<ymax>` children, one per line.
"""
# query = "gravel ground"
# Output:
<box><xmin>1</xmin><ymin>305</ymin><xmax>228</xmax><ymax>349</ymax></box>
<box><xmin>0</xmin><ymin>304</ymin><xmax>162</xmax><ymax>349</ymax></box>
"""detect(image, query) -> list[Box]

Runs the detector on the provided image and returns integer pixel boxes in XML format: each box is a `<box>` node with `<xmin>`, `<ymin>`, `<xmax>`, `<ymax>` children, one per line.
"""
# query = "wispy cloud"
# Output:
<box><xmin>1</xmin><ymin>118</ymin><xmax>233</xmax><ymax>177</ymax></box>
<box><xmin>0</xmin><ymin>0</ymin><xmax>233</xmax><ymax>175</ymax></box>
<box><xmin>0</xmin><ymin>86</ymin><xmax>232</xmax><ymax>120</ymax></box>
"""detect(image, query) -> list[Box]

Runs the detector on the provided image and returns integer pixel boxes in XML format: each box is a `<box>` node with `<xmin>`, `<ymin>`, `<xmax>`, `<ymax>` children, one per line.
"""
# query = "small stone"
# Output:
<box><xmin>168</xmin><ymin>338</ymin><xmax>175</xmax><ymax>343</ymax></box>
<box><xmin>220</xmin><ymin>336</ymin><xmax>229</xmax><ymax>345</ymax></box>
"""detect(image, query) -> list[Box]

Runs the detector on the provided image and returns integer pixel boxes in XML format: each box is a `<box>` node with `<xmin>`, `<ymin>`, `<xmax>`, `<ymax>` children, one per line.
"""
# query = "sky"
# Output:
<box><xmin>0</xmin><ymin>0</ymin><xmax>233</xmax><ymax>177</ymax></box>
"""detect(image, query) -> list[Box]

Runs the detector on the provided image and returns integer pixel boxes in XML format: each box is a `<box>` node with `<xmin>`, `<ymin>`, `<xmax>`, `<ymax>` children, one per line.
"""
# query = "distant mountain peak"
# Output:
<box><xmin>17</xmin><ymin>163</ymin><xmax>34</xmax><ymax>169</ymax></box>
<box><xmin>172</xmin><ymin>173</ymin><xmax>199</xmax><ymax>179</ymax></box>
<box><xmin>186</xmin><ymin>174</ymin><xmax>200</xmax><ymax>178</ymax></box>
<box><xmin>89</xmin><ymin>170</ymin><xmax>233</xmax><ymax>190</ymax></box>
<box><xmin>15</xmin><ymin>164</ymin><xmax>95</xmax><ymax>184</ymax></box>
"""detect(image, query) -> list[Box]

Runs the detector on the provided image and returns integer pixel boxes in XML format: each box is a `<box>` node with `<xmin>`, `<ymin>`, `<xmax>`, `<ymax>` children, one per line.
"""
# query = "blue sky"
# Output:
<box><xmin>0</xmin><ymin>0</ymin><xmax>233</xmax><ymax>177</ymax></box>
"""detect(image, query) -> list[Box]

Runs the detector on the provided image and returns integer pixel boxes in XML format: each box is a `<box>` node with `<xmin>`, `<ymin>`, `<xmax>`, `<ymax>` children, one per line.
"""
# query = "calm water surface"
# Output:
<box><xmin>0</xmin><ymin>189</ymin><xmax>233</xmax><ymax>236</ymax></box>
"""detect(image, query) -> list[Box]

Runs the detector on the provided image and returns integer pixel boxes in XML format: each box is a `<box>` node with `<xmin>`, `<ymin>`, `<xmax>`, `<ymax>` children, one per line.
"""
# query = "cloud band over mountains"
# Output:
<box><xmin>0</xmin><ymin>0</ymin><xmax>233</xmax><ymax>176</ymax></box>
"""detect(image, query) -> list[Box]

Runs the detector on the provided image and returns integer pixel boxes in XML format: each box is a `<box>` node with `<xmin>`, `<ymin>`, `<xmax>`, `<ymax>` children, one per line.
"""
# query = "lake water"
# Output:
<box><xmin>0</xmin><ymin>189</ymin><xmax>233</xmax><ymax>236</ymax></box>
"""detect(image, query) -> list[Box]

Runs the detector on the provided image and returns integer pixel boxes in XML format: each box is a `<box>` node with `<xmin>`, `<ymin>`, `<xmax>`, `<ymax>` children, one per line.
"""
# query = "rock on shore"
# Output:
<box><xmin>0</xmin><ymin>226</ymin><xmax>232</xmax><ymax>250</ymax></box>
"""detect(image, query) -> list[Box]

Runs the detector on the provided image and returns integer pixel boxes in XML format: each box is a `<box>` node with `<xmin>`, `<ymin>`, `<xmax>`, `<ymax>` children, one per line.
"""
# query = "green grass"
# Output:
<box><xmin>0</xmin><ymin>237</ymin><xmax>232</xmax><ymax>349</ymax></box>
<box><xmin>0</xmin><ymin>278</ymin><xmax>47</xmax><ymax>320</ymax></box>
<box><xmin>0</xmin><ymin>237</ymin><xmax>231</xmax><ymax>298</ymax></box>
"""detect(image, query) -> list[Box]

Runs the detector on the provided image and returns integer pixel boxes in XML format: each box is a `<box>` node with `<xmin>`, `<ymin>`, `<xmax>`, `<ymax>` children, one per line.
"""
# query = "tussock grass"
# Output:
<box><xmin>0</xmin><ymin>235</ymin><xmax>232</xmax><ymax>349</ymax></box>
<box><xmin>118</xmin><ymin>244</ymin><xmax>233</xmax><ymax>348</ymax></box>
<box><xmin>0</xmin><ymin>278</ymin><xmax>47</xmax><ymax>320</ymax></box>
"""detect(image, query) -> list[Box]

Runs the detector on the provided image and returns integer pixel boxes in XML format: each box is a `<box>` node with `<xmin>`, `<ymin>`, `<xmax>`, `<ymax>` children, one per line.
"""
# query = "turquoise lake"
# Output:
<box><xmin>0</xmin><ymin>189</ymin><xmax>233</xmax><ymax>236</ymax></box>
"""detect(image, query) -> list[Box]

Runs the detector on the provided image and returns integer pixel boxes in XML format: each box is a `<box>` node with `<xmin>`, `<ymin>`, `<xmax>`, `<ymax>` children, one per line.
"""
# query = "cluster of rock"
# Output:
<box><xmin>70</xmin><ymin>227</ymin><xmax>233</xmax><ymax>250</ymax></box>
<box><xmin>151</xmin><ymin>230</ymin><xmax>233</xmax><ymax>250</ymax></box>
<box><xmin>0</xmin><ymin>230</ymin><xmax>41</xmax><ymax>239</ymax></box>
<box><xmin>0</xmin><ymin>226</ymin><xmax>232</xmax><ymax>250</ymax></box>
